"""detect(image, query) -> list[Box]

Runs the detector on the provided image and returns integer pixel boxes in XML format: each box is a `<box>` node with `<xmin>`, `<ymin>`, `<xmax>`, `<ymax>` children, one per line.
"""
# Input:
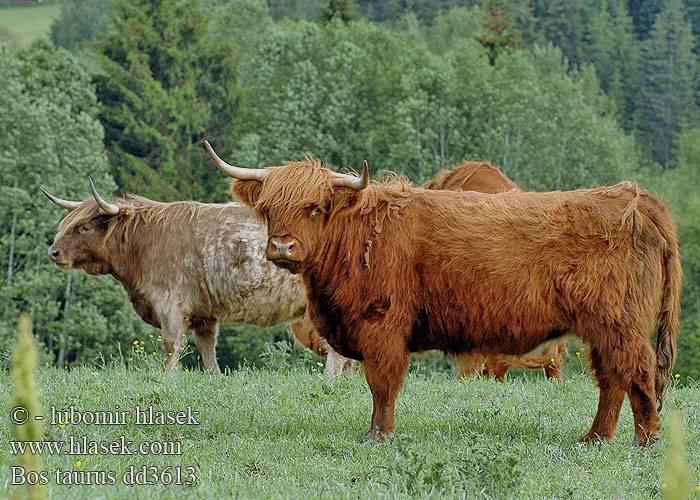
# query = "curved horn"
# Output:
<box><xmin>204</xmin><ymin>140</ymin><xmax>266</xmax><ymax>181</ymax></box>
<box><xmin>88</xmin><ymin>177</ymin><xmax>120</xmax><ymax>215</ymax></box>
<box><xmin>331</xmin><ymin>160</ymin><xmax>369</xmax><ymax>190</ymax></box>
<box><xmin>40</xmin><ymin>187</ymin><xmax>82</xmax><ymax>211</ymax></box>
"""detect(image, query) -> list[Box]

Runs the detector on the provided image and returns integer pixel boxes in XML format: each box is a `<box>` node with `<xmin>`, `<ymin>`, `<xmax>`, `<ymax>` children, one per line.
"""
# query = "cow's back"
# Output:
<box><xmin>362</xmin><ymin>183</ymin><xmax>667</xmax><ymax>355</ymax></box>
<box><xmin>424</xmin><ymin>161</ymin><xmax>518</xmax><ymax>193</ymax></box>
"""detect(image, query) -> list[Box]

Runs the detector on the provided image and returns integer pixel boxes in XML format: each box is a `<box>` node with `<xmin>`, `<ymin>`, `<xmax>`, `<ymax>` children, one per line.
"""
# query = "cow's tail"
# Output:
<box><xmin>499</xmin><ymin>343</ymin><xmax>568</xmax><ymax>372</ymax></box>
<box><xmin>653</xmin><ymin>211</ymin><xmax>681</xmax><ymax>413</ymax></box>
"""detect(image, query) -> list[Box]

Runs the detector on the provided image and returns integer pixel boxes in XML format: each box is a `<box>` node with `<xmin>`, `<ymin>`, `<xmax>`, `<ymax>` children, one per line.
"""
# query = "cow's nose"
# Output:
<box><xmin>271</xmin><ymin>239</ymin><xmax>295</xmax><ymax>258</ymax></box>
<box><xmin>48</xmin><ymin>247</ymin><xmax>60</xmax><ymax>261</ymax></box>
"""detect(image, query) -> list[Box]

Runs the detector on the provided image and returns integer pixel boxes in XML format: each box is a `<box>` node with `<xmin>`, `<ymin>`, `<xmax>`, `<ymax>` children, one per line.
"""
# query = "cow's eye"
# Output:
<box><xmin>310</xmin><ymin>207</ymin><xmax>323</xmax><ymax>218</ymax></box>
<box><xmin>78</xmin><ymin>225</ymin><xmax>91</xmax><ymax>234</ymax></box>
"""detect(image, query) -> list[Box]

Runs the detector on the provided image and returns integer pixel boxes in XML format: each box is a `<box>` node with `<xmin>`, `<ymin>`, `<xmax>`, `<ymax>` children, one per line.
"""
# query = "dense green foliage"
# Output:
<box><xmin>0</xmin><ymin>41</ymin><xmax>156</xmax><ymax>368</ymax></box>
<box><xmin>637</xmin><ymin>0</ymin><xmax>698</xmax><ymax>168</ymax></box>
<box><xmin>235</xmin><ymin>20</ymin><xmax>638</xmax><ymax>188</ymax></box>
<box><xmin>1</xmin><ymin>365</ymin><xmax>699</xmax><ymax>498</ymax></box>
<box><xmin>94</xmin><ymin>0</ymin><xmax>240</xmax><ymax>201</ymax></box>
<box><xmin>49</xmin><ymin>0</ymin><xmax>113</xmax><ymax>51</ymax></box>
<box><xmin>1</xmin><ymin>0</ymin><xmax>700</xmax><ymax>383</ymax></box>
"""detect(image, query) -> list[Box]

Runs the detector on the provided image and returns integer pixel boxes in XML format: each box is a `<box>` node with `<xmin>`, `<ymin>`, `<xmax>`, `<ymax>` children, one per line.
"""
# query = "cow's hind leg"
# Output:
<box><xmin>583</xmin><ymin>341</ymin><xmax>660</xmax><ymax>446</ymax></box>
<box><xmin>363</xmin><ymin>351</ymin><xmax>409</xmax><ymax>442</ymax></box>
<box><xmin>581</xmin><ymin>347</ymin><xmax>626</xmax><ymax>443</ymax></box>
<box><xmin>626</xmin><ymin>343</ymin><xmax>661</xmax><ymax>445</ymax></box>
<box><xmin>484</xmin><ymin>356</ymin><xmax>509</xmax><ymax>381</ymax></box>
<box><xmin>194</xmin><ymin>321</ymin><xmax>221</xmax><ymax>375</ymax></box>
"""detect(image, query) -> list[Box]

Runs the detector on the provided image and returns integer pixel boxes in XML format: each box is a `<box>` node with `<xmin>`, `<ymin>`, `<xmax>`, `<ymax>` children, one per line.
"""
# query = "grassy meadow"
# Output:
<box><xmin>2</xmin><ymin>360</ymin><xmax>700</xmax><ymax>499</ymax></box>
<box><xmin>0</xmin><ymin>3</ymin><xmax>60</xmax><ymax>47</ymax></box>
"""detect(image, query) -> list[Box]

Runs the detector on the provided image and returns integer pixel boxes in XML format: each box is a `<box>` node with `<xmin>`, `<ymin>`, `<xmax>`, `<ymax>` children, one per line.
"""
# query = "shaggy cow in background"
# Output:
<box><xmin>207</xmin><ymin>141</ymin><xmax>680</xmax><ymax>446</ymax></box>
<box><xmin>294</xmin><ymin>160</ymin><xmax>568</xmax><ymax>380</ymax></box>
<box><xmin>42</xmin><ymin>180</ymin><xmax>307</xmax><ymax>373</ymax></box>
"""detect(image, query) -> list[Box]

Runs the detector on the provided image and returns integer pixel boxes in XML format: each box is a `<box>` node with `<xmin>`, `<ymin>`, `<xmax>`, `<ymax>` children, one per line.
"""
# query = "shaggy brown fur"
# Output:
<box><xmin>292</xmin><ymin>160</ymin><xmax>569</xmax><ymax>379</ymax></box>
<box><xmin>231</xmin><ymin>157</ymin><xmax>680</xmax><ymax>446</ymax></box>
<box><xmin>47</xmin><ymin>196</ymin><xmax>307</xmax><ymax>373</ymax></box>
<box><xmin>423</xmin><ymin>160</ymin><xmax>519</xmax><ymax>192</ymax></box>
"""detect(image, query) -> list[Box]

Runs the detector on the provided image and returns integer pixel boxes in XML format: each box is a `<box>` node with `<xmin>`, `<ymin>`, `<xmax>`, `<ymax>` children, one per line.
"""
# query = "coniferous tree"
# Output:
<box><xmin>320</xmin><ymin>0</ymin><xmax>361</xmax><ymax>23</ymax></box>
<box><xmin>535</xmin><ymin>0</ymin><xmax>586</xmax><ymax>65</ymax></box>
<box><xmin>585</xmin><ymin>0</ymin><xmax>641</xmax><ymax>130</ymax></box>
<box><xmin>476</xmin><ymin>3</ymin><xmax>519</xmax><ymax>65</ymax></box>
<box><xmin>626</xmin><ymin>0</ymin><xmax>663</xmax><ymax>39</ymax></box>
<box><xmin>637</xmin><ymin>0</ymin><xmax>698</xmax><ymax>168</ymax></box>
<box><xmin>93</xmin><ymin>0</ymin><xmax>240</xmax><ymax>202</ymax></box>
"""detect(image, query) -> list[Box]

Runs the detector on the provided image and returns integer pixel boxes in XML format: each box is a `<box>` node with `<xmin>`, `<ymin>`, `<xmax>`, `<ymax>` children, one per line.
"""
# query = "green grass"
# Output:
<box><xmin>1</xmin><ymin>364</ymin><xmax>699</xmax><ymax>499</ymax></box>
<box><xmin>0</xmin><ymin>3</ymin><xmax>60</xmax><ymax>47</ymax></box>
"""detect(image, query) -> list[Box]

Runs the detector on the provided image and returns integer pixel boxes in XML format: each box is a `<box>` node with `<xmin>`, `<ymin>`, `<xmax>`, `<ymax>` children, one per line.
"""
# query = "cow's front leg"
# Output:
<box><xmin>160</xmin><ymin>315</ymin><xmax>188</xmax><ymax>372</ymax></box>
<box><xmin>362</xmin><ymin>351</ymin><xmax>409</xmax><ymax>442</ymax></box>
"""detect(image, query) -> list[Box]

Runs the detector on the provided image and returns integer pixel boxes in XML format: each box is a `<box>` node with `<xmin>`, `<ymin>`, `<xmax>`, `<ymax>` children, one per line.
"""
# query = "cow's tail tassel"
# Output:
<box><xmin>654</xmin><ymin>222</ymin><xmax>682</xmax><ymax>413</ymax></box>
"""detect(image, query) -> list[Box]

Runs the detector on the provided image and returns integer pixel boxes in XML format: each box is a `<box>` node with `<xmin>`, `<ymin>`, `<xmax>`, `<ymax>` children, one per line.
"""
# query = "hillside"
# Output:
<box><xmin>0</xmin><ymin>3</ymin><xmax>60</xmax><ymax>47</ymax></box>
<box><xmin>1</xmin><ymin>365</ymin><xmax>699</xmax><ymax>499</ymax></box>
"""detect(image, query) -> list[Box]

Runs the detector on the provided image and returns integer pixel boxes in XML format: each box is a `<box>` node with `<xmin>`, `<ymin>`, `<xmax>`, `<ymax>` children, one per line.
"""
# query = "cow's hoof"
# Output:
<box><xmin>579</xmin><ymin>432</ymin><xmax>612</xmax><ymax>444</ymax></box>
<box><xmin>633</xmin><ymin>432</ymin><xmax>661</xmax><ymax>446</ymax></box>
<box><xmin>364</xmin><ymin>425</ymin><xmax>393</xmax><ymax>443</ymax></box>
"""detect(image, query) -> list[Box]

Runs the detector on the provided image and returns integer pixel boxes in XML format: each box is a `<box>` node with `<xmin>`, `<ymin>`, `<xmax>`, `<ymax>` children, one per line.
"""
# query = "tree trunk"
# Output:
<box><xmin>7</xmin><ymin>211</ymin><xmax>16</xmax><ymax>286</ymax></box>
<box><xmin>57</xmin><ymin>274</ymin><xmax>73</xmax><ymax>367</ymax></box>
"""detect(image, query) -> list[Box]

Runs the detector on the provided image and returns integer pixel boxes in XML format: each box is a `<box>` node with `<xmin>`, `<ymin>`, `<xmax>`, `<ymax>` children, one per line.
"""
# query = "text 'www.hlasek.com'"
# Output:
<box><xmin>9</xmin><ymin>405</ymin><xmax>200</xmax><ymax>487</ymax></box>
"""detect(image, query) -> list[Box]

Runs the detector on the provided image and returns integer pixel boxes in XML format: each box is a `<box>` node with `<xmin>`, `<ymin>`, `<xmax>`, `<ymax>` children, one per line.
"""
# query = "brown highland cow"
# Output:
<box><xmin>207</xmin><ymin>141</ymin><xmax>680</xmax><ymax>446</ymax></box>
<box><xmin>294</xmin><ymin>160</ymin><xmax>568</xmax><ymax>379</ymax></box>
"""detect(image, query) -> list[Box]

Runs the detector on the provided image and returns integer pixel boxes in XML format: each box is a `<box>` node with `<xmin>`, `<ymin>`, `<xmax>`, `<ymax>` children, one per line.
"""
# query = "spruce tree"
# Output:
<box><xmin>637</xmin><ymin>0</ymin><xmax>698</xmax><ymax>168</ymax></box>
<box><xmin>93</xmin><ymin>0</ymin><xmax>240</xmax><ymax>201</ymax></box>
<box><xmin>585</xmin><ymin>0</ymin><xmax>641</xmax><ymax>130</ymax></box>
<box><xmin>476</xmin><ymin>3</ymin><xmax>519</xmax><ymax>65</ymax></box>
<box><xmin>320</xmin><ymin>0</ymin><xmax>361</xmax><ymax>23</ymax></box>
<box><xmin>626</xmin><ymin>0</ymin><xmax>662</xmax><ymax>39</ymax></box>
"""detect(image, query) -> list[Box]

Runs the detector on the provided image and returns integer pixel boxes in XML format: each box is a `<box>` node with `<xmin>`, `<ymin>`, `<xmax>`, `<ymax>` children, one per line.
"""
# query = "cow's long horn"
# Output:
<box><xmin>40</xmin><ymin>188</ymin><xmax>82</xmax><ymax>211</ymax></box>
<box><xmin>331</xmin><ymin>160</ymin><xmax>369</xmax><ymax>190</ymax></box>
<box><xmin>204</xmin><ymin>140</ymin><xmax>267</xmax><ymax>181</ymax></box>
<box><xmin>88</xmin><ymin>177</ymin><xmax>120</xmax><ymax>215</ymax></box>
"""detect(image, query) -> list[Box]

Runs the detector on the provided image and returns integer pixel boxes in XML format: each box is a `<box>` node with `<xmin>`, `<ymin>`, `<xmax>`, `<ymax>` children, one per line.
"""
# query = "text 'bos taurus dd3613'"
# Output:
<box><xmin>206</xmin><ymin>141</ymin><xmax>681</xmax><ymax>446</ymax></box>
<box><xmin>42</xmin><ymin>179</ymin><xmax>307</xmax><ymax>373</ymax></box>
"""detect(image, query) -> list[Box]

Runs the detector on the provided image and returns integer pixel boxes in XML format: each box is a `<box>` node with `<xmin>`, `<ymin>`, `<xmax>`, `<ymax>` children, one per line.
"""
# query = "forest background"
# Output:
<box><xmin>1</xmin><ymin>0</ymin><xmax>700</xmax><ymax>382</ymax></box>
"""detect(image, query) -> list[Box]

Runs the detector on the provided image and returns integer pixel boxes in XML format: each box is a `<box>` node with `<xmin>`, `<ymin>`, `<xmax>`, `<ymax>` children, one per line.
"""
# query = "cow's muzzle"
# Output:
<box><xmin>48</xmin><ymin>246</ymin><xmax>70</xmax><ymax>268</ymax></box>
<box><xmin>266</xmin><ymin>236</ymin><xmax>304</xmax><ymax>272</ymax></box>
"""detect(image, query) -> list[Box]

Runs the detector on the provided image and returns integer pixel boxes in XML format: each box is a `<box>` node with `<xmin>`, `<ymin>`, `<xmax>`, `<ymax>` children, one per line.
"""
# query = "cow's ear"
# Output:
<box><xmin>231</xmin><ymin>180</ymin><xmax>262</xmax><ymax>206</ymax></box>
